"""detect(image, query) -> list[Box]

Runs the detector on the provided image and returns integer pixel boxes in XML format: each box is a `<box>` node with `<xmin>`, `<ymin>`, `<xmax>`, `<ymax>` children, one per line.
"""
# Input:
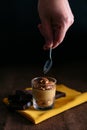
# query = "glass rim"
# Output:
<box><xmin>31</xmin><ymin>76</ymin><xmax>57</xmax><ymax>84</ymax></box>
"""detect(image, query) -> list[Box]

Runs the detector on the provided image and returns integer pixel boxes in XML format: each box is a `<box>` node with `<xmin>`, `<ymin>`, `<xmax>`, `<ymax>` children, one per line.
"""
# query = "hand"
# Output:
<box><xmin>38</xmin><ymin>0</ymin><xmax>74</xmax><ymax>50</ymax></box>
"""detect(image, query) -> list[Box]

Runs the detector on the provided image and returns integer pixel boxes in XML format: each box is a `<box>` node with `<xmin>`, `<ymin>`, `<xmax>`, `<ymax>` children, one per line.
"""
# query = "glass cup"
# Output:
<box><xmin>31</xmin><ymin>77</ymin><xmax>57</xmax><ymax>110</ymax></box>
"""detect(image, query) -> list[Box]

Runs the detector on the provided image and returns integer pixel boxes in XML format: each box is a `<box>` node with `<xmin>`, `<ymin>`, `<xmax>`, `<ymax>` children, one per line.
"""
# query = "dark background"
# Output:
<box><xmin>0</xmin><ymin>0</ymin><xmax>87</xmax><ymax>66</ymax></box>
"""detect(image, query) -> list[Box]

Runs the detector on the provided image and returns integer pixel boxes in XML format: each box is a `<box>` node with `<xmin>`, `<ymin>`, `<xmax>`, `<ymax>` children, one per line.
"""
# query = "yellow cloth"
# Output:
<box><xmin>3</xmin><ymin>84</ymin><xmax>87</xmax><ymax>124</ymax></box>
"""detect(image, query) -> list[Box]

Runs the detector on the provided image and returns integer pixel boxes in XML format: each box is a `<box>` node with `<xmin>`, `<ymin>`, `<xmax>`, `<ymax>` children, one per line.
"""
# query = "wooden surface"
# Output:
<box><xmin>0</xmin><ymin>59</ymin><xmax>87</xmax><ymax>130</ymax></box>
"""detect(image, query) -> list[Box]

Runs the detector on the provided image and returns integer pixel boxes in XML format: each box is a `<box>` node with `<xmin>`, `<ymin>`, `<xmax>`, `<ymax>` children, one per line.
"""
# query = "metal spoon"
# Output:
<box><xmin>43</xmin><ymin>47</ymin><xmax>53</xmax><ymax>74</ymax></box>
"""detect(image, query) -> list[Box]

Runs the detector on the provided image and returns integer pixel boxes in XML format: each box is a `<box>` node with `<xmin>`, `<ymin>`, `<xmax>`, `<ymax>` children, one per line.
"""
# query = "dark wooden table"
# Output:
<box><xmin>0</xmin><ymin>59</ymin><xmax>87</xmax><ymax>130</ymax></box>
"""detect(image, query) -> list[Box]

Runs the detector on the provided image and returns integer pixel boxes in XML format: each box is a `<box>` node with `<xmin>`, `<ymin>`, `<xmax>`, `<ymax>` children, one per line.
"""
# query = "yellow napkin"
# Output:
<box><xmin>3</xmin><ymin>84</ymin><xmax>87</xmax><ymax>124</ymax></box>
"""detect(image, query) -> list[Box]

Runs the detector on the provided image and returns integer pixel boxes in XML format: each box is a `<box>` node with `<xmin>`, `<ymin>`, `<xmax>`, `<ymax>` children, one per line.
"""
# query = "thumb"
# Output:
<box><xmin>53</xmin><ymin>25</ymin><xmax>67</xmax><ymax>49</ymax></box>
<box><xmin>38</xmin><ymin>21</ymin><xmax>53</xmax><ymax>50</ymax></box>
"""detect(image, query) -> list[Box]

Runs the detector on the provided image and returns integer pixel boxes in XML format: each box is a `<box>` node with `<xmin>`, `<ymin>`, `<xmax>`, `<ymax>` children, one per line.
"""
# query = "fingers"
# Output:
<box><xmin>38</xmin><ymin>23</ymin><xmax>67</xmax><ymax>50</ymax></box>
<box><xmin>38</xmin><ymin>18</ymin><xmax>74</xmax><ymax>50</ymax></box>
<box><xmin>38</xmin><ymin>22</ymin><xmax>53</xmax><ymax>50</ymax></box>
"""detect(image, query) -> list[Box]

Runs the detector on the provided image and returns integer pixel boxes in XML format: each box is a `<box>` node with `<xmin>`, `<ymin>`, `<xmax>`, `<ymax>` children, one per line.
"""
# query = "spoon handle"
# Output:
<box><xmin>49</xmin><ymin>47</ymin><xmax>52</xmax><ymax>59</ymax></box>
